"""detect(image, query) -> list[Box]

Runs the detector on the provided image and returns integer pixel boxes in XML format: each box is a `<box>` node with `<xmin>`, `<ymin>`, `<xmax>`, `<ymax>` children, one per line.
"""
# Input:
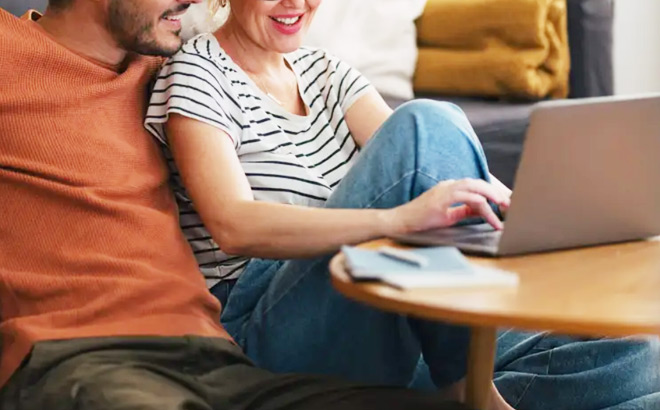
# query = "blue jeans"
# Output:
<box><xmin>217</xmin><ymin>101</ymin><xmax>660</xmax><ymax>409</ymax></box>
<box><xmin>211</xmin><ymin>279</ymin><xmax>237</xmax><ymax>307</ymax></box>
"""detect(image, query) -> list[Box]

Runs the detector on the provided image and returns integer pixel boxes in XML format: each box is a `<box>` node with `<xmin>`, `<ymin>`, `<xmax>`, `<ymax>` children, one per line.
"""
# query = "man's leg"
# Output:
<box><xmin>193</xmin><ymin>337</ymin><xmax>469</xmax><ymax>410</ymax></box>
<box><xmin>0</xmin><ymin>337</ymin><xmax>211</xmax><ymax>410</ymax></box>
<box><xmin>0</xmin><ymin>336</ymin><xmax>469</xmax><ymax>410</ymax></box>
<box><xmin>222</xmin><ymin>100</ymin><xmax>484</xmax><ymax>388</ymax></box>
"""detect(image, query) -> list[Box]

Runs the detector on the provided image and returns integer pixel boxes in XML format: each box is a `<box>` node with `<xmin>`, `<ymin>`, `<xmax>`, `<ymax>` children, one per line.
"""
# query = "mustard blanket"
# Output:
<box><xmin>414</xmin><ymin>0</ymin><xmax>570</xmax><ymax>99</ymax></box>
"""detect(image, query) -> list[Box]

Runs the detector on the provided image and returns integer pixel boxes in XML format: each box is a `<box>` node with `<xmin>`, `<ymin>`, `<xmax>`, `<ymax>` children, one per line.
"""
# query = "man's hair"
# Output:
<box><xmin>48</xmin><ymin>0</ymin><xmax>74</xmax><ymax>10</ymax></box>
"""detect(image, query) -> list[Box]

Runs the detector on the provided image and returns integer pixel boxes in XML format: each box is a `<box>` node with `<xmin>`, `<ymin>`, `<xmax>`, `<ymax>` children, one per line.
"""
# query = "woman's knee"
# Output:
<box><xmin>377</xmin><ymin>100</ymin><xmax>487</xmax><ymax>173</ymax></box>
<box><xmin>384</xmin><ymin>99</ymin><xmax>481</xmax><ymax>152</ymax></box>
<box><xmin>395</xmin><ymin>99</ymin><xmax>468</xmax><ymax>124</ymax></box>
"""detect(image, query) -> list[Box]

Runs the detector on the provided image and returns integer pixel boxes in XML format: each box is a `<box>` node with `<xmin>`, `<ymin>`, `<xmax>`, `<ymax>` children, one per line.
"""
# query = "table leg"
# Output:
<box><xmin>465</xmin><ymin>326</ymin><xmax>497</xmax><ymax>410</ymax></box>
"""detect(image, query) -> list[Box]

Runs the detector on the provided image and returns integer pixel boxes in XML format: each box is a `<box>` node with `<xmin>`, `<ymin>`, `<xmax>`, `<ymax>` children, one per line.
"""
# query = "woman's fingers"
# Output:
<box><xmin>448</xmin><ymin>191</ymin><xmax>503</xmax><ymax>230</ymax></box>
<box><xmin>489</xmin><ymin>173</ymin><xmax>513</xmax><ymax>198</ymax></box>
<box><xmin>444</xmin><ymin>204</ymin><xmax>474</xmax><ymax>225</ymax></box>
<box><xmin>453</xmin><ymin>178</ymin><xmax>510</xmax><ymax>208</ymax></box>
<box><xmin>405</xmin><ymin>178</ymin><xmax>509</xmax><ymax>233</ymax></box>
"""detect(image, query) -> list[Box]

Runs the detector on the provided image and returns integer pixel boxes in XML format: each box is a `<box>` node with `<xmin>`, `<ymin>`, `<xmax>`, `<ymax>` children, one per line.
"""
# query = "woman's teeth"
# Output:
<box><xmin>271</xmin><ymin>16</ymin><xmax>301</xmax><ymax>26</ymax></box>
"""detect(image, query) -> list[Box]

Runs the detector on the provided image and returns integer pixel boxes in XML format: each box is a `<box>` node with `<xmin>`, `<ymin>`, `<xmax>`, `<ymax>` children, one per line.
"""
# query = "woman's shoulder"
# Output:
<box><xmin>287</xmin><ymin>46</ymin><xmax>356</xmax><ymax>80</ymax></box>
<box><xmin>162</xmin><ymin>33</ymin><xmax>236</xmax><ymax>77</ymax></box>
<box><xmin>287</xmin><ymin>46</ymin><xmax>333</xmax><ymax>68</ymax></box>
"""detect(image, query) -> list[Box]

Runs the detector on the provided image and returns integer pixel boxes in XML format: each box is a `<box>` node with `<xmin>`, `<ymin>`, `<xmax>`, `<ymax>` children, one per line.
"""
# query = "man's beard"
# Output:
<box><xmin>107</xmin><ymin>0</ymin><xmax>184</xmax><ymax>57</ymax></box>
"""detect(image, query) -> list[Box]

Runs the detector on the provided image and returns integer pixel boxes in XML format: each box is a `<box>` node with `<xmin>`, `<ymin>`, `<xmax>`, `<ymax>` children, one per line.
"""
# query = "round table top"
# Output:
<box><xmin>330</xmin><ymin>238</ymin><xmax>660</xmax><ymax>337</ymax></box>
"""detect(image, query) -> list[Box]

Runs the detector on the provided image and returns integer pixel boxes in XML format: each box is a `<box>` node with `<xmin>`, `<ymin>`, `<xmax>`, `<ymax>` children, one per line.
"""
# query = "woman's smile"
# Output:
<box><xmin>269</xmin><ymin>13</ymin><xmax>305</xmax><ymax>35</ymax></box>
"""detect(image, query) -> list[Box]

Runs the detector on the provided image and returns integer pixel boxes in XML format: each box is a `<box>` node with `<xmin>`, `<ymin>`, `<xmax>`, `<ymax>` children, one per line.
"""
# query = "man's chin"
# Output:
<box><xmin>129</xmin><ymin>37</ymin><xmax>183</xmax><ymax>57</ymax></box>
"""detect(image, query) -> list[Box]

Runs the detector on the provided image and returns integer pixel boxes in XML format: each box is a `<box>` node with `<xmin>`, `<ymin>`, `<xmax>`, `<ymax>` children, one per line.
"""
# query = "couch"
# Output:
<box><xmin>398</xmin><ymin>0</ymin><xmax>615</xmax><ymax>188</ymax></box>
<box><xmin>2</xmin><ymin>0</ymin><xmax>44</xmax><ymax>15</ymax></box>
<box><xmin>3</xmin><ymin>0</ymin><xmax>615</xmax><ymax>188</ymax></box>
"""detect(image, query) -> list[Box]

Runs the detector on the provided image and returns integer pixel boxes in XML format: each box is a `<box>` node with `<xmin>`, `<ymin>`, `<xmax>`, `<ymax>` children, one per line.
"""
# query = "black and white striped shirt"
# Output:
<box><xmin>145</xmin><ymin>34</ymin><xmax>372</xmax><ymax>286</ymax></box>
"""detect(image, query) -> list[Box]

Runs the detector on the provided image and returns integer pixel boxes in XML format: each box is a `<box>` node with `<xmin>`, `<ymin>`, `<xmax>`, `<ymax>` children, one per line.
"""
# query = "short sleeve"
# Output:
<box><xmin>144</xmin><ymin>43</ymin><xmax>242</xmax><ymax>149</ymax></box>
<box><xmin>324</xmin><ymin>51</ymin><xmax>374</xmax><ymax>113</ymax></box>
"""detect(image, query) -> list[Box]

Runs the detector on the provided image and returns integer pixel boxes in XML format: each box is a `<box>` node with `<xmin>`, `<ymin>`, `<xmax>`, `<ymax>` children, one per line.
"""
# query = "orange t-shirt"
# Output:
<box><xmin>0</xmin><ymin>9</ymin><xmax>231</xmax><ymax>387</ymax></box>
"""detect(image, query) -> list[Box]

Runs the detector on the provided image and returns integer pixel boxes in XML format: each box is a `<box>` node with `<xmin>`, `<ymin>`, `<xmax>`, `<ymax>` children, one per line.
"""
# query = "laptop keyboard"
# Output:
<box><xmin>457</xmin><ymin>230</ymin><xmax>503</xmax><ymax>247</ymax></box>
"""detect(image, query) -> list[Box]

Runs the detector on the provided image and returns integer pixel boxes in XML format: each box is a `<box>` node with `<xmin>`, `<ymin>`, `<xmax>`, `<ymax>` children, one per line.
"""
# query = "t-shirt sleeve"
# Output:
<box><xmin>144</xmin><ymin>50</ymin><xmax>242</xmax><ymax>149</ymax></box>
<box><xmin>323</xmin><ymin>51</ymin><xmax>374</xmax><ymax>113</ymax></box>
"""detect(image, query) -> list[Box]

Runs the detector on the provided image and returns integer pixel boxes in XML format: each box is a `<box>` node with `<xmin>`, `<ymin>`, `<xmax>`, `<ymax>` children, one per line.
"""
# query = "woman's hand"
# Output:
<box><xmin>389</xmin><ymin>178</ymin><xmax>511</xmax><ymax>235</ymax></box>
<box><xmin>489</xmin><ymin>173</ymin><xmax>513</xmax><ymax>219</ymax></box>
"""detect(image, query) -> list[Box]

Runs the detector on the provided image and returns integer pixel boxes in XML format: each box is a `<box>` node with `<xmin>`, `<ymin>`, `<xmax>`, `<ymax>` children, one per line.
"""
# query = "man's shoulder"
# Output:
<box><xmin>0</xmin><ymin>7</ymin><xmax>14</xmax><ymax>21</ymax></box>
<box><xmin>0</xmin><ymin>7</ymin><xmax>30</xmax><ymax>38</ymax></box>
<box><xmin>0</xmin><ymin>8</ymin><xmax>47</xmax><ymax>79</ymax></box>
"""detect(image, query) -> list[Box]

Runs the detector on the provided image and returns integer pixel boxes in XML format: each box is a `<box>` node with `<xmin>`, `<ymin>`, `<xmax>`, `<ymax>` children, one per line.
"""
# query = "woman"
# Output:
<box><xmin>144</xmin><ymin>1</ymin><xmax>660</xmax><ymax>409</ymax></box>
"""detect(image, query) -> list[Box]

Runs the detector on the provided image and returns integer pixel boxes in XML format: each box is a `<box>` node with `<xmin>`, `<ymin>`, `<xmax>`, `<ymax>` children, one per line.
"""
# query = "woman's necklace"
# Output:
<box><xmin>218</xmin><ymin>35</ymin><xmax>289</xmax><ymax>107</ymax></box>
<box><xmin>247</xmin><ymin>68</ymin><xmax>307</xmax><ymax>116</ymax></box>
<box><xmin>249</xmin><ymin>74</ymin><xmax>285</xmax><ymax>106</ymax></box>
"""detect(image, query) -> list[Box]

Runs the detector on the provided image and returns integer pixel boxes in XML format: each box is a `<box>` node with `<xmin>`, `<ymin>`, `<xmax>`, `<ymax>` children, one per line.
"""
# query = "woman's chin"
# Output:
<box><xmin>270</xmin><ymin>40</ymin><xmax>304</xmax><ymax>54</ymax></box>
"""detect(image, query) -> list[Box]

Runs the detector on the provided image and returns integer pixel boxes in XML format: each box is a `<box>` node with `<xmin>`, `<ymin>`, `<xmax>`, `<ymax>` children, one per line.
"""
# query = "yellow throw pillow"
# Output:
<box><xmin>414</xmin><ymin>0</ymin><xmax>570</xmax><ymax>99</ymax></box>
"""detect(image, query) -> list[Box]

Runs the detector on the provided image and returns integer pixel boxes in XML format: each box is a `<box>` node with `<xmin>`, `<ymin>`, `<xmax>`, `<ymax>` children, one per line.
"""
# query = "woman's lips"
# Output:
<box><xmin>270</xmin><ymin>14</ymin><xmax>304</xmax><ymax>35</ymax></box>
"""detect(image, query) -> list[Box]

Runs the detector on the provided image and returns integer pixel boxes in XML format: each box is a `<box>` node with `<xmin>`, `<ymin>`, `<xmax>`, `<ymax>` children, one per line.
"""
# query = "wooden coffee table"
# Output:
<box><xmin>329</xmin><ymin>238</ymin><xmax>660</xmax><ymax>409</ymax></box>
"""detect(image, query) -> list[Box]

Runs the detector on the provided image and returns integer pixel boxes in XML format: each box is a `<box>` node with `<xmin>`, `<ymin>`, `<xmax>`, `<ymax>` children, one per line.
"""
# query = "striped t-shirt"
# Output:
<box><xmin>145</xmin><ymin>33</ymin><xmax>372</xmax><ymax>286</ymax></box>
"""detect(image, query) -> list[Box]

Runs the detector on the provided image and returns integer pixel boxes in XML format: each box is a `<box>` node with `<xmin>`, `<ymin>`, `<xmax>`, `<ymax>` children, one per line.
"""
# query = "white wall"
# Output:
<box><xmin>613</xmin><ymin>0</ymin><xmax>660</xmax><ymax>95</ymax></box>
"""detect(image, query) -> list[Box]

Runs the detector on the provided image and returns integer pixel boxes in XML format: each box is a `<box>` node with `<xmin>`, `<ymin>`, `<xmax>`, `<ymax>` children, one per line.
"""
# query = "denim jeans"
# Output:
<box><xmin>218</xmin><ymin>100</ymin><xmax>660</xmax><ymax>410</ymax></box>
<box><xmin>211</xmin><ymin>279</ymin><xmax>238</xmax><ymax>307</ymax></box>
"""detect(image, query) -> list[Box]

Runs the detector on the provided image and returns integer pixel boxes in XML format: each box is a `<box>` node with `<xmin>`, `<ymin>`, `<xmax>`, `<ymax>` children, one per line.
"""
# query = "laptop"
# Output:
<box><xmin>393</xmin><ymin>94</ymin><xmax>660</xmax><ymax>256</ymax></box>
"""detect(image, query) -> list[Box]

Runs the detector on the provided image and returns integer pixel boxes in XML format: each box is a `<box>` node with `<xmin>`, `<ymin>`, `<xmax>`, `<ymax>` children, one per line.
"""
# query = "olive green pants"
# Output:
<box><xmin>0</xmin><ymin>336</ymin><xmax>468</xmax><ymax>410</ymax></box>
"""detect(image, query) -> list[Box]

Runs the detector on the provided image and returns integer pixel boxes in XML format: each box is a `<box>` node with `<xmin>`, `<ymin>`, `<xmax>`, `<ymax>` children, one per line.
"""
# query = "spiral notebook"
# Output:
<box><xmin>341</xmin><ymin>246</ymin><xmax>518</xmax><ymax>289</ymax></box>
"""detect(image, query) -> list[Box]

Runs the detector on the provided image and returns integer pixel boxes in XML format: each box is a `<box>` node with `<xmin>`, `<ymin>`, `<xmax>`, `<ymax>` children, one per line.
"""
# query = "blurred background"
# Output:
<box><xmin>613</xmin><ymin>0</ymin><xmax>660</xmax><ymax>95</ymax></box>
<box><xmin>3</xmin><ymin>0</ymin><xmax>658</xmax><ymax>95</ymax></box>
<box><xmin>3</xmin><ymin>0</ymin><xmax>659</xmax><ymax>188</ymax></box>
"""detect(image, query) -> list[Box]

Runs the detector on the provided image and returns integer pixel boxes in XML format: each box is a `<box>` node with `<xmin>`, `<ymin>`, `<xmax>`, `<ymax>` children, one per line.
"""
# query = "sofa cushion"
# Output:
<box><xmin>414</xmin><ymin>0</ymin><xmax>570</xmax><ymax>100</ymax></box>
<box><xmin>305</xmin><ymin>0</ymin><xmax>426</xmax><ymax>100</ymax></box>
<box><xmin>384</xmin><ymin>96</ymin><xmax>533</xmax><ymax>188</ymax></box>
<box><xmin>1</xmin><ymin>0</ymin><xmax>46</xmax><ymax>15</ymax></box>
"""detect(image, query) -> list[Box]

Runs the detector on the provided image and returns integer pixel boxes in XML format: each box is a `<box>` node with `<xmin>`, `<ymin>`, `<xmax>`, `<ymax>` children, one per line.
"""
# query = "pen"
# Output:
<box><xmin>377</xmin><ymin>246</ymin><xmax>429</xmax><ymax>268</ymax></box>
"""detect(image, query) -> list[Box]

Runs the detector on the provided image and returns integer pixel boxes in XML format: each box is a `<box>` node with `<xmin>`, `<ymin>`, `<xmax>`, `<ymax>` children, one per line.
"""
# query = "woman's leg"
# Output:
<box><xmin>222</xmin><ymin>100</ymin><xmax>486</xmax><ymax>388</ymax></box>
<box><xmin>220</xmin><ymin>100</ymin><xmax>660</xmax><ymax>408</ymax></box>
<box><xmin>210</xmin><ymin>279</ymin><xmax>238</xmax><ymax>307</ymax></box>
<box><xmin>493</xmin><ymin>330</ymin><xmax>660</xmax><ymax>410</ymax></box>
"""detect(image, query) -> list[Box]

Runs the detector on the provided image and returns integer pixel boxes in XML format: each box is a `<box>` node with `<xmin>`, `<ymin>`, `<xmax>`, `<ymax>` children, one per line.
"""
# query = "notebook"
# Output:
<box><xmin>341</xmin><ymin>246</ymin><xmax>518</xmax><ymax>289</ymax></box>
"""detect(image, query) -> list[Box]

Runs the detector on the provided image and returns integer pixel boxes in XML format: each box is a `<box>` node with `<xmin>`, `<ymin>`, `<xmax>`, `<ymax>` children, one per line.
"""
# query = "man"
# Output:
<box><xmin>0</xmin><ymin>0</ymin><xmax>473</xmax><ymax>409</ymax></box>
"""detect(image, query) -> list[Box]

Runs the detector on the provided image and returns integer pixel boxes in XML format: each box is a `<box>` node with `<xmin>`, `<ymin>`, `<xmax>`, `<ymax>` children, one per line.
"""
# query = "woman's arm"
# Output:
<box><xmin>344</xmin><ymin>88</ymin><xmax>393</xmax><ymax>147</ymax></box>
<box><xmin>167</xmin><ymin>114</ymin><xmax>509</xmax><ymax>259</ymax></box>
<box><xmin>168</xmin><ymin>113</ymin><xmax>397</xmax><ymax>259</ymax></box>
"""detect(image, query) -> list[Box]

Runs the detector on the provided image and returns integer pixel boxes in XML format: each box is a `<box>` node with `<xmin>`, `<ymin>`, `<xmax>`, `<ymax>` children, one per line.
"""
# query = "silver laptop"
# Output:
<box><xmin>393</xmin><ymin>94</ymin><xmax>660</xmax><ymax>256</ymax></box>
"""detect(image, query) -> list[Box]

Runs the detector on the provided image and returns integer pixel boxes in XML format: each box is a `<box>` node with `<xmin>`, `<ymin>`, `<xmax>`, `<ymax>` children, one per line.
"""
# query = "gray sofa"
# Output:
<box><xmin>402</xmin><ymin>0</ymin><xmax>615</xmax><ymax>188</ymax></box>
<box><xmin>2</xmin><ymin>0</ymin><xmax>44</xmax><ymax>15</ymax></box>
<box><xmin>4</xmin><ymin>0</ymin><xmax>615</xmax><ymax>188</ymax></box>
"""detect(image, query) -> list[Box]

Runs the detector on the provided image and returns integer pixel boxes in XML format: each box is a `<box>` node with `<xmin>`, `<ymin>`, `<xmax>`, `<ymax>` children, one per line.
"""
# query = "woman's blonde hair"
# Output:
<box><xmin>208</xmin><ymin>0</ymin><xmax>227</xmax><ymax>14</ymax></box>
